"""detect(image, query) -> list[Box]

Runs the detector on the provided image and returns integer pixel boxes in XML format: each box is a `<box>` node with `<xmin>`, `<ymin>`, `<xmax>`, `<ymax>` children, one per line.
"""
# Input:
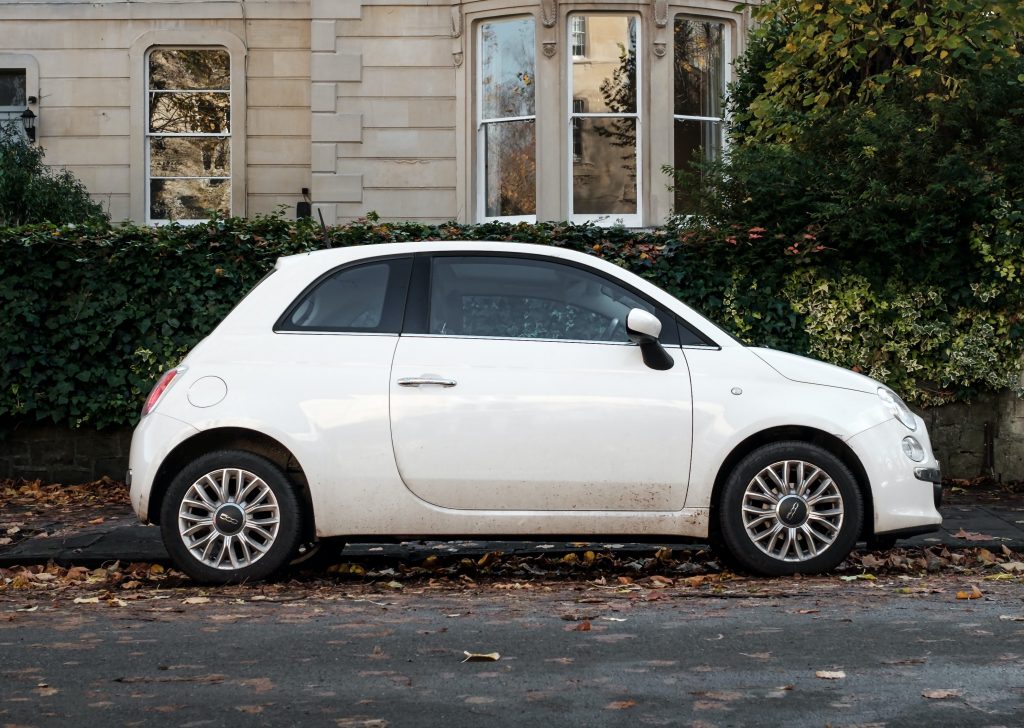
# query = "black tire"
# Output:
<box><xmin>718</xmin><ymin>441</ymin><xmax>863</xmax><ymax>576</ymax></box>
<box><xmin>160</xmin><ymin>450</ymin><xmax>303</xmax><ymax>584</ymax></box>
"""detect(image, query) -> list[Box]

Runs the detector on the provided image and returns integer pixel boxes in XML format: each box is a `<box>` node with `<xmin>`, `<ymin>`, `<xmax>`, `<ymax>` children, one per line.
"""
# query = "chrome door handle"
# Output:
<box><xmin>397</xmin><ymin>376</ymin><xmax>457</xmax><ymax>388</ymax></box>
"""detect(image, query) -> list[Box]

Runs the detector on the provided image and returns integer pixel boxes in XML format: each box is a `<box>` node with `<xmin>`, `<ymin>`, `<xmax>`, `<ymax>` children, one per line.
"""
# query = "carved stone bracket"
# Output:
<box><xmin>654</xmin><ymin>0</ymin><xmax>668</xmax><ymax>28</ymax></box>
<box><xmin>452</xmin><ymin>51</ymin><xmax>464</xmax><ymax>67</ymax></box>
<box><xmin>450</xmin><ymin>3</ymin><xmax>462</xmax><ymax>38</ymax></box>
<box><xmin>542</xmin><ymin>41</ymin><xmax>557</xmax><ymax>58</ymax></box>
<box><xmin>540</xmin><ymin>0</ymin><xmax>557</xmax><ymax>28</ymax></box>
<box><xmin>653</xmin><ymin>41</ymin><xmax>667</xmax><ymax>58</ymax></box>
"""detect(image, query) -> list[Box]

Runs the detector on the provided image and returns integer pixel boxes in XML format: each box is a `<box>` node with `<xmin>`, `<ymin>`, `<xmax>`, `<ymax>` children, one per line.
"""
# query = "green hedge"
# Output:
<box><xmin>1</xmin><ymin>214</ymin><xmax>1021</xmax><ymax>430</ymax></box>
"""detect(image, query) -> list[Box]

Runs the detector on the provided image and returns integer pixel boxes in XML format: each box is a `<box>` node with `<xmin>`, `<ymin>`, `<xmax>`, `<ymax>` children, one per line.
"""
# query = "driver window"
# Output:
<box><xmin>429</xmin><ymin>256</ymin><xmax>654</xmax><ymax>342</ymax></box>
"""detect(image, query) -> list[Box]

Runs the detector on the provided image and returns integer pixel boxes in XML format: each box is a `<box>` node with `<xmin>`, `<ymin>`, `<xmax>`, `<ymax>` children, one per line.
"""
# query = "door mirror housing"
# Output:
<box><xmin>625</xmin><ymin>309</ymin><xmax>673</xmax><ymax>371</ymax></box>
<box><xmin>626</xmin><ymin>309</ymin><xmax>662</xmax><ymax>344</ymax></box>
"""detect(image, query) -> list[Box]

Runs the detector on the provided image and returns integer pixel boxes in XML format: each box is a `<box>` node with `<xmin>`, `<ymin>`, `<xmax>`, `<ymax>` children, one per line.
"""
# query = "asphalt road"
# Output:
<box><xmin>2</xmin><ymin>580</ymin><xmax>1023</xmax><ymax>727</ymax></box>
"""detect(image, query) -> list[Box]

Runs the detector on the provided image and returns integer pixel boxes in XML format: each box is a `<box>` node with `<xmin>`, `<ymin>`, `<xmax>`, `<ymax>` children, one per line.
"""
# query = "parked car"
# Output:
<box><xmin>129</xmin><ymin>241</ymin><xmax>942</xmax><ymax>583</ymax></box>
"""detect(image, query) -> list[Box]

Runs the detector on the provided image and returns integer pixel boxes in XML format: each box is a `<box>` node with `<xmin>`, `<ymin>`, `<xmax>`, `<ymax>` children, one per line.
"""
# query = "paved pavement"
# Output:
<box><xmin>2</xmin><ymin>496</ymin><xmax>1022</xmax><ymax>568</ymax></box>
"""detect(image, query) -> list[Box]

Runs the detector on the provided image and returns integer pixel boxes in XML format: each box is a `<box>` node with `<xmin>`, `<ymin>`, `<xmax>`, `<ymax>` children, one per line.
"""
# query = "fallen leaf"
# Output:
<box><xmin>955</xmin><ymin>586</ymin><xmax>983</xmax><ymax>600</ymax></box>
<box><xmin>998</xmin><ymin>615</ymin><xmax>1024</xmax><ymax>622</ymax></box>
<box><xmin>999</xmin><ymin>561</ymin><xmax>1024</xmax><ymax>573</ymax></box>
<box><xmin>976</xmin><ymin>548</ymin><xmax>997</xmax><ymax>564</ymax></box>
<box><xmin>574</xmin><ymin>620</ymin><xmax>592</xmax><ymax>632</ymax></box>
<box><xmin>605</xmin><ymin>700</ymin><xmax>637</xmax><ymax>710</ymax></box>
<box><xmin>952</xmin><ymin>529</ymin><xmax>993</xmax><ymax>542</ymax></box>
<box><xmin>815</xmin><ymin>670</ymin><xmax>846</xmax><ymax>679</ymax></box>
<box><xmin>922</xmin><ymin>689</ymin><xmax>961</xmax><ymax>699</ymax></box>
<box><xmin>183</xmin><ymin>596</ymin><xmax>210</xmax><ymax>605</ymax></box>
<box><xmin>73</xmin><ymin>597</ymin><xmax>100</xmax><ymax>604</ymax></box>
<box><xmin>461</xmin><ymin>652</ymin><xmax>500</xmax><ymax>663</ymax></box>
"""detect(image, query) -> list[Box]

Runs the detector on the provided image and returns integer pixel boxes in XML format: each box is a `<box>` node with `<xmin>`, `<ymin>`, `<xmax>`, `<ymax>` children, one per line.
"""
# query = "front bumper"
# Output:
<box><xmin>846</xmin><ymin>417</ymin><xmax>943</xmax><ymax>536</ymax></box>
<box><xmin>913</xmin><ymin>466</ymin><xmax>944</xmax><ymax>510</ymax></box>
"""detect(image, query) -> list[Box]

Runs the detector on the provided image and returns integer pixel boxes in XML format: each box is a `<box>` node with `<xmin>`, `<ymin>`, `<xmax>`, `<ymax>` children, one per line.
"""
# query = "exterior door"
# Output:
<box><xmin>389</xmin><ymin>254</ymin><xmax>693</xmax><ymax>512</ymax></box>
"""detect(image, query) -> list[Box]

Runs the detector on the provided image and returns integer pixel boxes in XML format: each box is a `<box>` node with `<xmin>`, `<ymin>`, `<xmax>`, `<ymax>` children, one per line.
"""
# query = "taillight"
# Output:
<box><xmin>142</xmin><ymin>368</ymin><xmax>184</xmax><ymax>416</ymax></box>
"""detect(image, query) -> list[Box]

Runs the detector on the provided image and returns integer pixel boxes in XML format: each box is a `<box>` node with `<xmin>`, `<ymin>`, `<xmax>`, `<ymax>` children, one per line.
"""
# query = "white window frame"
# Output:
<box><xmin>567</xmin><ymin>13</ymin><xmax>643</xmax><ymax>227</ymax></box>
<box><xmin>0</xmin><ymin>55</ymin><xmax>38</xmax><ymax>143</ymax></box>
<box><xmin>476</xmin><ymin>16</ymin><xmax>538</xmax><ymax>224</ymax></box>
<box><xmin>570</xmin><ymin>16</ymin><xmax>587</xmax><ymax>58</ymax></box>
<box><xmin>671</xmin><ymin>15</ymin><xmax>732</xmax><ymax>212</ymax></box>
<box><xmin>144</xmin><ymin>46</ymin><xmax>231</xmax><ymax>226</ymax></box>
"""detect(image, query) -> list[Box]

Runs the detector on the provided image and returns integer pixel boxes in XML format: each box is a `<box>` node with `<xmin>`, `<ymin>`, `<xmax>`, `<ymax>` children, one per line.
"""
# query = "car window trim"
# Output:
<box><xmin>411</xmin><ymin>250</ymin><xmax>682</xmax><ymax>346</ymax></box>
<box><xmin>273</xmin><ymin>254</ymin><xmax>414</xmax><ymax>334</ymax></box>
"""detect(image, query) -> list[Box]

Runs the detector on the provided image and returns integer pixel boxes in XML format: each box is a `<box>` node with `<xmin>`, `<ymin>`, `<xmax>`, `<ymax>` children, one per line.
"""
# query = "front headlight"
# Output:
<box><xmin>878</xmin><ymin>387</ymin><xmax>917</xmax><ymax>431</ymax></box>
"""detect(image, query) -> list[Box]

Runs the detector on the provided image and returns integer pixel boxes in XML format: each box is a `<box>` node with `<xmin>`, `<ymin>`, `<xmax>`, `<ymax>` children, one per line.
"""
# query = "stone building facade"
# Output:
<box><xmin>0</xmin><ymin>0</ymin><xmax>750</xmax><ymax>226</ymax></box>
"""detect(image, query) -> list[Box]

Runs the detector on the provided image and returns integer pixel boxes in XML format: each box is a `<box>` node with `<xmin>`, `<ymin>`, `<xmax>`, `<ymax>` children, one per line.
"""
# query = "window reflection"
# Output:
<box><xmin>430</xmin><ymin>256</ymin><xmax>653</xmax><ymax>342</ymax></box>
<box><xmin>673</xmin><ymin>19</ymin><xmax>726</xmax><ymax>213</ymax></box>
<box><xmin>479</xmin><ymin>17</ymin><xmax>536</xmax><ymax>219</ymax></box>
<box><xmin>0</xmin><ymin>69</ymin><xmax>26</xmax><ymax>107</ymax></box>
<box><xmin>146</xmin><ymin>48</ymin><xmax>231</xmax><ymax>222</ymax></box>
<box><xmin>149</xmin><ymin>49</ymin><xmax>229</xmax><ymax>91</ymax></box>
<box><xmin>569</xmin><ymin>15</ymin><xmax>639</xmax><ymax>219</ymax></box>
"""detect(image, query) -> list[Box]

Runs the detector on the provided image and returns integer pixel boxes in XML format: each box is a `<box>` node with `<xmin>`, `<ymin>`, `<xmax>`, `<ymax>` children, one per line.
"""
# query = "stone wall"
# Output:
<box><xmin>0</xmin><ymin>423</ymin><xmax>134</xmax><ymax>484</ymax></box>
<box><xmin>1</xmin><ymin>392</ymin><xmax>1021</xmax><ymax>485</ymax></box>
<box><xmin>0</xmin><ymin>0</ymin><xmax>312</xmax><ymax>223</ymax></box>
<box><xmin>921</xmin><ymin>391</ymin><xmax>1024</xmax><ymax>483</ymax></box>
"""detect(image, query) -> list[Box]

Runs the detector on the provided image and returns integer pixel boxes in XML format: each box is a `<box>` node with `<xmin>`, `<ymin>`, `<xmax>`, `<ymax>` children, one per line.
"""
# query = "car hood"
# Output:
<box><xmin>749</xmin><ymin>348</ymin><xmax>879</xmax><ymax>395</ymax></box>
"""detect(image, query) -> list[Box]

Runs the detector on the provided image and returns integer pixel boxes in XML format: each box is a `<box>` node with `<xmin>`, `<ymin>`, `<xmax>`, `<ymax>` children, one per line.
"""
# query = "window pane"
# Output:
<box><xmin>673</xmin><ymin>119</ymin><xmax>721</xmax><ymax>212</ymax></box>
<box><xmin>150</xmin><ymin>137</ymin><xmax>230</xmax><ymax>177</ymax></box>
<box><xmin>572</xmin><ymin>117</ymin><xmax>637</xmax><ymax>215</ymax></box>
<box><xmin>480</xmin><ymin>18</ymin><xmax>535</xmax><ymax>119</ymax></box>
<box><xmin>150</xmin><ymin>178</ymin><xmax>230</xmax><ymax>220</ymax></box>
<box><xmin>571</xmin><ymin>17</ymin><xmax>587</xmax><ymax>57</ymax></box>
<box><xmin>674</xmin><ymin>19</ymin><xmax>724</xmax><ymax>118</ymax></box>
<box><xmin>285</xmin><ymin>263</ymin><xmax>390</xmax><ymax>330</ymax></box>
<box><xmin>430</xmin><ymin>256</ymin><xmax>652</xmax><ymax>341</ymax></box>
<box><xmin>0</xmin><ymin>69</ymin><xmax>26</xmax><ymax>106</ymax></box>
<box><xmin>149</xmin><ymin>91</ymin><xmax>229</xmax><ymax>134</ymax></box>
<box><xmin>149</xmin><ymin>49</ymin><xmax>230</xmax><ymax>91</ymax></box>
<box><xmin>484</xmin><ymin>120</ymin><xmax>536</xmax><ymax>217</ymax></box>
<box><xmin>571</xmin><ymin>15</ymin><xmax>636</xmax><ymax>114</ymax></box>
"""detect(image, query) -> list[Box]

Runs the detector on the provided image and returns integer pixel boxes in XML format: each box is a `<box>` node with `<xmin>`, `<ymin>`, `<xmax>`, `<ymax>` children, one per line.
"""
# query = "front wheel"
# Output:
<box><xmin>160</xmin><ymin>450</ymin><xmax>302</xmax><ymax>584</ymax></box>
<box><xmin>718</xmin><ymin>441</ymin><xmax>863</xmax><ymax>576</ymax></box>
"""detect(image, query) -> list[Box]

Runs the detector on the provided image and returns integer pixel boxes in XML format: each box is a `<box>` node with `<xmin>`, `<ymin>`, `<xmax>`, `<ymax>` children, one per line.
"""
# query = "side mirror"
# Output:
<box><xmin>625</xmin><ymin>308</ymin><xmax>674</xmax><ymax>371</ymax></box>
<box><xmin>626</xmin><ymin>309</ymin><xmax>662</xmax><ymax>344</ymax></box>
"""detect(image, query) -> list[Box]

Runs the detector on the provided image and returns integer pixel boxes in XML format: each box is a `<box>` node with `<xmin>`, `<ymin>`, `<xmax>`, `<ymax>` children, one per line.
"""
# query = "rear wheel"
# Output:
<box><xmin>160</xmin><ymin>450</ymin><xmax>302</xmax><ymax>584</ymax></box>
<box><xmin>718</xmin><ymin>441</ymin><xmax>863</xmax><ymax>576</ymax></box>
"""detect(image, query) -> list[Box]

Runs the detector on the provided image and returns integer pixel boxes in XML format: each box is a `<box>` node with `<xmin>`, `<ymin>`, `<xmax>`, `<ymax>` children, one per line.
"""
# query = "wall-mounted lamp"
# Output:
<box><xmin>20</xmin><ymin>108</ymin><xmax>36</xmax><ymax>144</ymax></box>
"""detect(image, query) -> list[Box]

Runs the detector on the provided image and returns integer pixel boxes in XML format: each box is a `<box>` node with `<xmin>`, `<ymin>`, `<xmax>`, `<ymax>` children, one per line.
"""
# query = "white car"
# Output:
<box><xmin>129</xmin><ymin>241</ymin><xmax>942</xmax><ymax>583</ymax></box>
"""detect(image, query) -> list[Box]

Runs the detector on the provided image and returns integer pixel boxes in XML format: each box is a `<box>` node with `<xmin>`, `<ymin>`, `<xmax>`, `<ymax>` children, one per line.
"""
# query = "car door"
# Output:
<box><xmin>389</xmin><ymin>253</ymin><xmax>693</xmax><ymax>512</ymax></box>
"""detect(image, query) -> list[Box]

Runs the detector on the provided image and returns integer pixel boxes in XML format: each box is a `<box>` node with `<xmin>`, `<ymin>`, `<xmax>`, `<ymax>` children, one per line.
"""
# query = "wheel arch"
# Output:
<box><xmin>708</xmin><ymin>425</ymin><xmax>873</xmax><ymax>542</ymax></box>
<box><xmin>148</xmin><ymin>427</ymin><xmax>315</xmax><ymax>538</ymax></box>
